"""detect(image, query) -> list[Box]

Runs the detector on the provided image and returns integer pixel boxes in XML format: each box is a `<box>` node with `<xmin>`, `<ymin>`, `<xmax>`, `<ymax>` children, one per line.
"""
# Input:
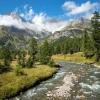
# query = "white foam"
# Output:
<box><xmin>80</xmin><ymin>82</ymin><xmax>100</xmax><ymax>92</ymax></box>
<box><xmin>94</xmin><ymin>71</ymin><xmax>100</xmax><ymax>74</ymax></box>
<box><xmin>46</xmin><ymin>73</ymin><xmax>77</xmax><ymax>98</ymax></box>
<box><xmin>53</xmin><ymin>71</ymin><xmax>65</xmax><ymax>79</ymax></box>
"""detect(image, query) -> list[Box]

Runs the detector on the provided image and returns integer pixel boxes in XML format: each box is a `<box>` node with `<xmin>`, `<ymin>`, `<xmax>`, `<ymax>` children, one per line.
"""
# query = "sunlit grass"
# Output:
<box><xmin>52</xmin><ymin>52</ymin><xmax>99</xmax><ymax>65</ymax></box>
<box><xmin>0</xmin><ymin>64</ymin><xmax>57</xmax><ymax>99</ymax></box>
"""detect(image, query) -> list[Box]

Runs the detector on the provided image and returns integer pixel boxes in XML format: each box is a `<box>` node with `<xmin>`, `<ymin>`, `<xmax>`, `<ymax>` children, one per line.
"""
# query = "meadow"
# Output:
<box><xmin>0</xmin><ymin>61</ymin><xmax>57</xmax><ymax>99</ymax></box>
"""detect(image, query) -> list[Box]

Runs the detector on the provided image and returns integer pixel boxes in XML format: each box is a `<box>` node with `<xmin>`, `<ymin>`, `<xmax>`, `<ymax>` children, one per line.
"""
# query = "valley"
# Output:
<box><xmin>0</xmin><ymin>3</ymin><xmax>100</xmax><ymax>100</ymax></box>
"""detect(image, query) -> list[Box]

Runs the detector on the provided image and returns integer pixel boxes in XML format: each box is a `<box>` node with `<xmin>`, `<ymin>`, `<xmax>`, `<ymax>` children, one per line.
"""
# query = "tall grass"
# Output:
<box><xmin>52</xmin><ymin>52</ymin><xmax>96</xmax><ymax>64</ymax></box>
<box><xmin>0</xmin><ymin>65</ymin><xmax>57</xmax><ymax>99</ymax></box>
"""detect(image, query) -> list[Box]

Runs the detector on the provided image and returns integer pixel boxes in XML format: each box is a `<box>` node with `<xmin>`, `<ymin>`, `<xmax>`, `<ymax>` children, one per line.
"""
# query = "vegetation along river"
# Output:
<box><xmin>11</xmin><ymin>62</ymin><xmax>100</xmax><ymax>100</ymax></box>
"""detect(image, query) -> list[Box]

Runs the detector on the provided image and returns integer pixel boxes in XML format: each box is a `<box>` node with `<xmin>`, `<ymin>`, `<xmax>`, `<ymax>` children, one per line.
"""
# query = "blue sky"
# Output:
<box><xmin>0</xmin><ymin>0</ymin><xmax>100</xmax><ymax>32</ymax></box>
<box><xmin>0</xmin><ymin>0</ymin><xmax>100</xmax><ymax>18</ymax></box>
<box><xmin>0</xmin><ymin>0</ymin><xmax>65</xmax><ymax>16</ymax></box>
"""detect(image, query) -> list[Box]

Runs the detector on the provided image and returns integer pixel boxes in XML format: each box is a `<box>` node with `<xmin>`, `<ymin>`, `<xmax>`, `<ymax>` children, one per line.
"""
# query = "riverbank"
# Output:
<box><xmin>52</xmin><ymin>52</ymin><xmax>100</xmax><ymax>67</ymax></box>
<box><xmin>0</xmin><ymin>64</ymin><xmax>57</xmax><ymax>100</ymax></box>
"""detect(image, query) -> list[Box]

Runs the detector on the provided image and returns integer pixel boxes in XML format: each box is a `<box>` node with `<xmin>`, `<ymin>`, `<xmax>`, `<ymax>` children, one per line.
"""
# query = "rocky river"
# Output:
<box><xmin>11</xmin><ymin>62</ymin><xmax>100</xmax><ymax>100</ymax></box>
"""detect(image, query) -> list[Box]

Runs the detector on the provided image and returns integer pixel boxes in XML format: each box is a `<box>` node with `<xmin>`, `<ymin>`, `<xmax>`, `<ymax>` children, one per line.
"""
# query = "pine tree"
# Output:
<box><xmin>39</xmin><ymin>40</ymin><xmax>51</xmax><ymax>64</ymax></box>
<box><xmin>17</xmin><ymin>49</ymin><xmax>26</xmax><ymax>67</ymax></box>
<box><xmin>83</xmin><ymin>30</ymin><xmax>95</xmax><ymax>58</ymax></box>
<box><xmin>28</xmin><ymin>37</ymin><xmax>38</xmax><ymax>65</ymax></box>
<box><xmin>91</xmin><ymin>11</ymin><xmax>100</xmax><ymax>61</ymax></box>
<box><xmin>0</xmin><ymin>46</ymin><xmax>12</xmax><ymax>66</ymax></box>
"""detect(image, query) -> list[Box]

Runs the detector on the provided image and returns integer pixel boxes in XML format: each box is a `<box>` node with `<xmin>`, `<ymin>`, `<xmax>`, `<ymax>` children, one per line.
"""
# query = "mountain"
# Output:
<box><xmin>0</xmin><ymin>25</ymin><xmax>52</xmax><ymax>47</ymax></box>
<box><xmin>49</xmin><ymin>18</ymin><xmax>91</xmax><ymax>40</ymax></box>
<box><xmin>0</xmin><ymin>25</ymin><xmax>30</xmax><ymax>47</ymax></box>
<box><xmin>0</xmin><ymin>13</ymin><xmax>52</xmax><ymax>48</ymax></box>
<box><xmin>0</xmin><ymin>12</ymin><xmax>91</xmax><ymax>47</ymax></box>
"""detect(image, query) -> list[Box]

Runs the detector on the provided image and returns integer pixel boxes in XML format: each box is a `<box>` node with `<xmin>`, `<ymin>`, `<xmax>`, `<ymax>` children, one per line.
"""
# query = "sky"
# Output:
<box><xmin>0</xmin><ymin>0</ymin><xmax>100</xmax><ymax>32</ymax></box>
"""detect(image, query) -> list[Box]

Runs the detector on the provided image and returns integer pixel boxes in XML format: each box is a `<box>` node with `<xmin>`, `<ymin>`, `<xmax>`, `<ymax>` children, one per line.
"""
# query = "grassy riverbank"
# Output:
<box><xmin>52</xmin><ymin>52</ymin><xmax>100</xmax><ymax>66</ymax></box>
<box><xmin>0</xmin><ymin>64</ymin><xmax>57</xmax><ymax>100</ymax></box>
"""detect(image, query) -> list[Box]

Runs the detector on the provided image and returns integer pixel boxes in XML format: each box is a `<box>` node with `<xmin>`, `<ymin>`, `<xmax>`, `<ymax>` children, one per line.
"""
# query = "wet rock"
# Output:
<box><xmin>46</xmin><ymin>73</ymin><xmax>77</xmax><ymax>98</ymax></box>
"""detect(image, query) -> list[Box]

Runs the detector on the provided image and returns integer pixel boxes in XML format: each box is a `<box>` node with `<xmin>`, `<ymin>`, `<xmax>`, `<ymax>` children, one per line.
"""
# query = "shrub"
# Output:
<box><xmin>84</xmin><ymin>51</ymin><xmax>94</xmax><ymax>58</ymax></box>
<box><xmin>26</xmin><ymin>57</ymin><xmax>33</xmax><ymax>68</ymax></box>
<box><xmin>40</xmin><ymin>56</ymin><xmax>50</xmax><ymax>64</ymax></box>
<box><xmin>17</xmin><ymin>49</ymin><xmax>26</xmax><ymax>68</ymax></box>
<box><xmin>48</xmin><ymin>59</ymin><xmax>55</xmax><ymax>67</ymax></box>
<box><xmin>69</xmin><ymin>49</ymin><xmax>74</xmax><ymax>54</ymax></box>
<box><xmin>15</xmin><ymin>65</ymin><xmax>24</xmax><ymax>76</ymax></box>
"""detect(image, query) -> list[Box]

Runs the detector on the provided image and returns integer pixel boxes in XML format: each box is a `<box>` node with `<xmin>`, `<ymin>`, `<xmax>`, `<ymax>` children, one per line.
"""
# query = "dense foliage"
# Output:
<box><xmin>49</xmin><ymin>11</ymin><xmax>100</xmax><ymax>62</ymax></box>
<box><xmin>91</xmin><ymin>11</ymin><xmax>100</xmax><ymax>61</ymax></box>
<box><xmin>39</xmin><ymin>40</ymin><xmax>52</xmax><ymax>64</ymax></box>
<box><xmin>0</xmin><ymin>11</ymin><xmax>100</xmax><ymax>74</ymax></box>
<box><xmin>50</xmin><ymin>36</ymin><xmax>82</xmax><ymax>55</ymax></box>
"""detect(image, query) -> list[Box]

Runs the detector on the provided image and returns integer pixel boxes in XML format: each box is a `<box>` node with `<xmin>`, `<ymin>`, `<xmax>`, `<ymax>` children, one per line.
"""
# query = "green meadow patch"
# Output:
<box><xmin>0</xmin><ymin>65</ymin><xmax>57</xmax><ymax>99</ymax></box>
<box><xmin>52</xmin><ymin>52</ymin><xmax>100</xmax><ymax>66</ymax></box>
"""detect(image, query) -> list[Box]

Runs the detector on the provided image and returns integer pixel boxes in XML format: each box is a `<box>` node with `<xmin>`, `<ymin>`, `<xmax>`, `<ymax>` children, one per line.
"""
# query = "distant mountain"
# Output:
<box><xmin>0</xmin><ymin>25</ymin><xmax>51</xmax><ymax>48</ymax></box>
<box><xmin>0</xmin><ymin>13</ymin><xmax>52</xmax><ymax>47</ymax></box>
<box><xmin>49</xmin><ymin>18</ymin><xmax>91</xmax><ymax>40</ymax></box>
<box><xmin>0</xmin><ymin>13</ymin><xmax>91</xmax><ymax>47</ymax></box>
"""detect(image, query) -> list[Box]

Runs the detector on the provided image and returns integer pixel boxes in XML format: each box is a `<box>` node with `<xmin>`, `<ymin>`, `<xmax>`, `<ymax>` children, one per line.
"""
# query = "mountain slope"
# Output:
<box><xmin>49</xmin><ymin>18</ymin><xmax>91</xmax><ymax>39</ymax></box>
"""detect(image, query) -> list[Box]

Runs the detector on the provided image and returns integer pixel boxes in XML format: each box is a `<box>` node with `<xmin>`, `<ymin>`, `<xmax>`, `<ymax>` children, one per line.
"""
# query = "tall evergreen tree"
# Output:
<box><xmin>91</xmin><ymin>11</ymin><xmax>100</xmax><ymax>61</ymax></box>
<box><xmin>39</xmin><ymin>40</ymin><xmax>51</xmax><ymax>64</ymax></box>
<box><xmin>83</xmin><ymin>30</ymin><xmax>95</xmax><ymax>58</ymax></box>
<box><xmin>0</xmin><ymin>46</ymin><xmax>12</xmax><ymax>66</ymax></box>
<box><xmin>17</xmin><ymin>49</ymin><xmax>26</xmax><ymax>67</ymax></box>
<box><xmin>28</xmin><ymin>37</ymin><xmax>38</xmax><ymax>65</ymax></box>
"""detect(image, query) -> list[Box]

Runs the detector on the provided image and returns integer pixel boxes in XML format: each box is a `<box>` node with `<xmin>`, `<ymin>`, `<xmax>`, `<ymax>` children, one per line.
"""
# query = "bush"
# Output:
<box><xmin>84</xmin><ymin>51</ymin><xmax>94</xmax><ymax>58</ymax></box>
<box><xmin>48</xmin><ymin>59</ymin><xmax>55</xmax><ymax>67</ymax></box>
<box><xmin>70</xmin><ymin>49</ymin><xmax>74</xmax><ymax>54</ymax></box>
<box><xmin>26</xmin><ymin>57</ymin><xmax>33</xmax><ymax>68</ymax></box>
<box><xmin>17</xmin><ymin>49</ymin><xmax>26</xmax><ymax>68</ymax></box>
<box><xmin>15</xmin><ymin>65</ymin><xmax>24</xmax><ymax>76</ymax></box>
<box><xmin>40</xmin><ymin>56</ymin><xmax>50</xmax><ymax>64</ymax></box>
<box><xmin>0</xmin><ymin>65</ymin><xmax>11</xmax><ymax>74</ymax></box>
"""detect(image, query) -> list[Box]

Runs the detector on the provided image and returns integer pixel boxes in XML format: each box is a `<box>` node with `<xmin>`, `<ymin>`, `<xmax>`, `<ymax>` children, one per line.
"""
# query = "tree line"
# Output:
<box><xmin>0</xmin><ymin>11</ymin><xmax>100</xmax><ymax>74</ymax></box>
<box><xmin>0</xmin><ymin>36</ymin><xmax>54</xmax><ymax>74</ymax></box>
<box><xmin>49</xmin><ymin>11</ymin><xmax>100</xmax><ymax>62</ymax></box>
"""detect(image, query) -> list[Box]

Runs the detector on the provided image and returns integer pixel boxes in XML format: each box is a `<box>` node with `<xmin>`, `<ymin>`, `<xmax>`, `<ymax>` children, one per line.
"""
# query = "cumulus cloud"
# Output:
<box><xmin>0</xmin><ymin>14</ymin><xmax>25</xmax><ymax>29</ymax></box>
<box><xmin>20</xmin><ymin>5</ymin><xmax>34</xmax><ymax>21</ymax></box>
<box><xmin>0</xmin><ymin>11</ymin><xmax>68</xmax><ymax>33</ymax></box>
<box><xmin>32</xmin><ymin>13</ymin><xmax>47</xmax><ymax>26</ymax></box>
<box><xmin>63</xmin><ymin>1</ymin><xmax>99</xmax><ymax>16</ymax></box>
<box><xmin>31</xmin><ymin>12</ymin><xmax>68</xmax><ymax>32</ymax></box>
<box><xmin>2</xmin><ymin>1</ymin><xmax>98</xmax><ymax>33</ymax></box>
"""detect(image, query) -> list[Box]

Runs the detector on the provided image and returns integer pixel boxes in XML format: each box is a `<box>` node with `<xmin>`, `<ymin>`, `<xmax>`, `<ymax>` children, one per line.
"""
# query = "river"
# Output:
<box><xmin>11</xmin><ymin>62</ymin><xmax>100</xmax><ymax>100</ymax></box>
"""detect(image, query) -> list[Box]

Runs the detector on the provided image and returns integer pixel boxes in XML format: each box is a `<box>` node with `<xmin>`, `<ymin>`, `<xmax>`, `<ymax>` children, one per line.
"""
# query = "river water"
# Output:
<box><xmin>11</xmin><ymin>62</ymin><xmax>100</xmax><ymax>100</ymax></box>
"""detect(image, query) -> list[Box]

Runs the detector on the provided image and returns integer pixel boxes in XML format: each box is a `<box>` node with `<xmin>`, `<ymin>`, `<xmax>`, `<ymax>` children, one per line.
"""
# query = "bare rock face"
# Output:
<box><xmin>49</xmin><ymin>18</ymin><xmax>91</xmax><ymax>40</ymax></box>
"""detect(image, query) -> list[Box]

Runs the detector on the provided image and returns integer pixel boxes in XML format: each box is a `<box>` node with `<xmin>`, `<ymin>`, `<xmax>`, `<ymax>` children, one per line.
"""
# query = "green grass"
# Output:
<box><xmin>0</xmin><ymin>64</ymin><xmax>57</xmax><ymax>100</ymax></box>
<box><xmin>52</xmin><ymin>52</ymin><xmax>100</xmax><ymax>66</ymax></box>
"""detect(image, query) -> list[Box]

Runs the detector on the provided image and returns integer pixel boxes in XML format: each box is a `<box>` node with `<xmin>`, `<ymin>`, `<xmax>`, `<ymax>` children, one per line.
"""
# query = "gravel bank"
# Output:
<box><xmin>46</xmin><ymin>73</ymin><xmax>77</xmax><ymax>99</ymax></box>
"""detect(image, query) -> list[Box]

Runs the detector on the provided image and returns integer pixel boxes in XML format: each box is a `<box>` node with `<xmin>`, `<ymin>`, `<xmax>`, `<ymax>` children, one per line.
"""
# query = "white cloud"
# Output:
<box><xmin>0</xmin><ymin>12</ymin><xmax>68</xmax><ymax>33</ymax></box>
<box><xmin>0</xmin><ymin>15</ymin><xmax>25</xmax><ymax>29</ymax></box>
<box><xmin>63</xmin><ymin>1</ymin><xmax>99</xmax><ymax>15</ymax></box>
<box><xmin>32</xmin><ymin>13</ymin><xmax>47</xmax><ymax>25</ymax></box>
<box><xmin>29</xmin><ymin>8</ymin><xmax>34</xmax><ymax>16</ymax></box>
<box><xmin>63</xmin><ymin>1</ymin><xmax>76</xmax><ymax>10</ymax></box>
<box><xmin>31</xmin><ymin>12</ymin><xmax>68</xmax><ymax>32</ymax></box>
<box><xmin>20</xmin><ymin>5</ymin><xmax>34</xmax><ymax>21</ymax></box>
<box><xmin>0</xmin><ymin>3</ymin><xmax>98</xmax><ymax>33</ymax></box>
<box><xmin>2</xmin><ymin>5</ymin><xmax>68</xmax><ymax>33</ymax></box>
